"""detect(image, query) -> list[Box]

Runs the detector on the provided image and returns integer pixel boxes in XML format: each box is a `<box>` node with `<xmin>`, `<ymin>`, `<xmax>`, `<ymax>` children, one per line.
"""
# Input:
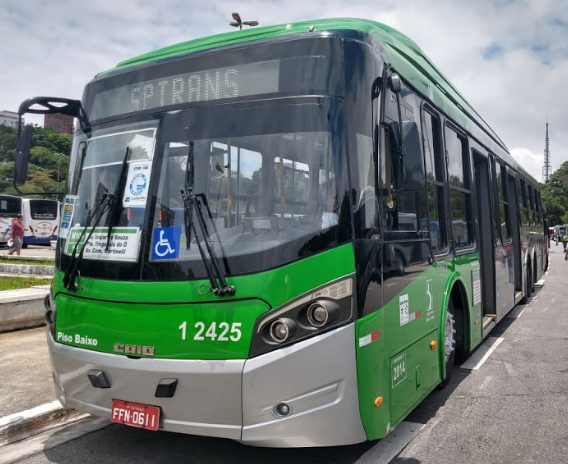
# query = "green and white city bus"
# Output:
<box><xmin>15</xmin><ymin>18</ymin><xmax>547</xmax><ymax>447</ymax></box>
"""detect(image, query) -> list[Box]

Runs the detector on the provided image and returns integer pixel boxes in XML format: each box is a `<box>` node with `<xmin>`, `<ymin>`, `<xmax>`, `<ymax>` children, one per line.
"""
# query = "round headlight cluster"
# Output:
<box><xmin>306</xmin><ymin>302</ymin><xmax>329</xmax><ymax>327</ymax></box>
<box><xmin>269</xmin><ymin>318</ymin><xmax>293</xmax><ymax>343</ymax></box>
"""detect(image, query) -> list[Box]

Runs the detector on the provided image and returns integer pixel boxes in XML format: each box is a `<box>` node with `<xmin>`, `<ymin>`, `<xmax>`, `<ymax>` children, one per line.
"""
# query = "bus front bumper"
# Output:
<box><xmin>48</xmin><ymin>323</ymin><xmax>366</xmax><ymax>447</ymax></box>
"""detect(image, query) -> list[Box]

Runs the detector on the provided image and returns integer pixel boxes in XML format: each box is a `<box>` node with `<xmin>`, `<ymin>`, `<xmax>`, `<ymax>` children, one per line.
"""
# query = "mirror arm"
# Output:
<box><xmin>394</xmin><ymin>92</ymin><xmax>407</xmax><ymax>186</ymax></box>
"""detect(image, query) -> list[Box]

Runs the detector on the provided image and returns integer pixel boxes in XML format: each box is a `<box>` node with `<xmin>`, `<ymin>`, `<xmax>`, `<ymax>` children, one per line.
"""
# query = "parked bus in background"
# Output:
<box><xmin>14</xmin><ymin>18</ymin><xmax>547</xmax><ymax>447</ymax></box>
<box><xmin>0</xmin><ymin>194</ymin><xmax>60</xmax><ymax>247</ymax></box>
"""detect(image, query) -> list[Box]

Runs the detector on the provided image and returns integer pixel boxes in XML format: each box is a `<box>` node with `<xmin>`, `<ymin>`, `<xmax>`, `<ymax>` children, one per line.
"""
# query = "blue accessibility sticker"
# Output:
<box><xmin>151</xmin><ymin>226</ymin><xmax>181</xmax><ymax>260</ymax></box>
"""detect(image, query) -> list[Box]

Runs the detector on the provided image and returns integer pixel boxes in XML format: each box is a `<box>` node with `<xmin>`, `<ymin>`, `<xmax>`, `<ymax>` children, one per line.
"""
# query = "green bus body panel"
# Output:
<box><xmin>52</xmin><ymin>244</ymin><xmax>355</xmax><ymax>360</ymax></box>
<box><xmin>103</xmin><ymin>18</ymin><xmax>510</xmax><ymax>164</ymax></box>
<box><xmin>356</xmin><ymin>254</ymin><xmax>482</xmax><ymax>440</ymax></box>
<box><xmin>54</xmin><ymin>294</ymin><xmax>268</xmax><ymax>359</ymax></box>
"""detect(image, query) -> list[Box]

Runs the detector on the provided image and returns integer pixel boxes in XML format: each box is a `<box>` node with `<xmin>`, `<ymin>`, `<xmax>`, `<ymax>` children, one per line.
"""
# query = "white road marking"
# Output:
<box><xmin>461</xmin><ymin>337</ymin><xmax>504</xmax><ymax>370</ymax></box>
<box><xmin>353</xmin><ymin>422</ymin><xmax>424</xmax><ymax>464</ymax></box>
<box><xmin>508</xmin><ymin>306</ymin><xmax>525</xmax><ymax>319</ymax></box>
<box><xmin>479</xmin><ymin>375</ymin><xmax>492</xmax><ymax>390</ymax></box>
<box><xmin>544</xmin><ymin>306</ymin><xmax>549</xmax><ymax>313</ymax></box>
<box><xmin>0</xmin><ymin>401</ymin><xmax>60</xmax><ymax>428</ymax></box>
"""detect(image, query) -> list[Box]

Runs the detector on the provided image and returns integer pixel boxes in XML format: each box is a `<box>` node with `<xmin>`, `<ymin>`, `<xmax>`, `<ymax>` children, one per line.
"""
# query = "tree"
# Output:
<box><xmin>0</xmin><ymin>125</ymin><xmax>71</xmax><ymax>195</ymax></box>
<box><xmin>541</xmin><ymin>161</ymin><xmax>568</xmax><ymax>225</ymax></box>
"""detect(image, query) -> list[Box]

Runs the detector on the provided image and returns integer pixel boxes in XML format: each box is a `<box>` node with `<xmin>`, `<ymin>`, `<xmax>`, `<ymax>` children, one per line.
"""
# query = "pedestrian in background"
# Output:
<box><xmin>563</xmin><ymin>233</ymin><xmax>568</xmax><ymax>252</ymax></box>
<box><xmin>7</xmin><ymin>214</ymin><xmax>25</xmax><ymax>256</ymax></box>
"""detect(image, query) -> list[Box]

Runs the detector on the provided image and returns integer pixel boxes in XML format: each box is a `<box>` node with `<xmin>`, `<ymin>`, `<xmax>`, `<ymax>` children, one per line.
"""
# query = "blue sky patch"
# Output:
<box><xmin>482</xmin><ymin>43</ymin><xmax>503</xmax><ymax>60</ymax></box>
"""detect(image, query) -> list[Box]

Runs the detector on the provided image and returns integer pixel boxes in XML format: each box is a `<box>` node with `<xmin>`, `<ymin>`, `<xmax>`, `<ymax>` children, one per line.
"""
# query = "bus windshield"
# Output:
<box><xmin>61</xmin><ymin>98</ymin><xmax>348</xmax><ymax>281</ymax></box>
<box><xmin>29</xmin><ymin>200</ymin><xmax>59</xmax><ymax>220</ymax></box>
<box><xmin>0</xmin><ymin>196</ymin><xmax>22</xmax><ymax>217</ymax></box>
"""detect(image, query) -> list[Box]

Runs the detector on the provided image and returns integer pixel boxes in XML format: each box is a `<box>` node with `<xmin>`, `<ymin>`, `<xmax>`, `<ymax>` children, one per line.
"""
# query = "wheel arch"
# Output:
<box><xmin>439</xmin><ymin>276</ymin><xmax>470</xmax><ymax>380</ymax></box>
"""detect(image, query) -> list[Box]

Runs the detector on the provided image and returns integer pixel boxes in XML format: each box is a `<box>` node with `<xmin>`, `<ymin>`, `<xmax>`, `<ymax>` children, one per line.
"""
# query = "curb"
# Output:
<box><xmin>0</xmin><ymin>402</ymin><xmax>87</xmax><ymax>447</ymax></box>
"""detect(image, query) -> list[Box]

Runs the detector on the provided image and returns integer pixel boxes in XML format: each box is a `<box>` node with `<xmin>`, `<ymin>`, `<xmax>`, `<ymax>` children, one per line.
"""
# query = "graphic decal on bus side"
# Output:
<box><xmin>399</xmin><ymin>294</ymin><xmax>422</xmax><ymax>326</ymax></box>
<box><xmin>392</xmin><ymin>354</ymin><xmax>407</xmax><ymax>387</ymax></box>
<box><xmin>358</xmin><ymin>329</ymin><xmax>381</xmax><ymax>347</ymax></box>
<box><xmin>472</xmin><ymin>268</ymin><xmax>481</xmax><ymax>305</ymax></box>
<box><xmin>426</xmin><ymin>279</ymin><xmax>435</xmax><ymax>322</ymax></box>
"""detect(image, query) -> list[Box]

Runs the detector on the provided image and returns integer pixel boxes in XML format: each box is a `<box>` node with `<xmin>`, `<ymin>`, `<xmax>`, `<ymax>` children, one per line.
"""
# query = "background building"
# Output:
<box><xmin>0</xmin><ymin>110</ymin><xmax>24</xmax><ymax>128</ymax></box>
<box><xmin>44</xmin><ymin>113</ymin><xmax>74</xmax><ymax>134</ymax></box>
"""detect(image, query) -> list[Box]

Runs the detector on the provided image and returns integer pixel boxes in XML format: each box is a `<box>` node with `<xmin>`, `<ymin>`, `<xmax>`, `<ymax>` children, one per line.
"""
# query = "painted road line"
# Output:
<box><xmin>508</xmin><ymin>306</ymin><xmax>526</xmax><ymax>319</ymax></box>
<box><xmin>354</xmin><ymin>421</ymin><xmax>424</xmax><ymax>464</ymax></box>
<box><xmin>461</xmin><ymin>337</ymin><xmax>504</xmax><ymax>370</ymax></box>
<box><xmin>0</xmin><ymin>401</ymin><xmax>60</xmax><ymax>428</ymax></box>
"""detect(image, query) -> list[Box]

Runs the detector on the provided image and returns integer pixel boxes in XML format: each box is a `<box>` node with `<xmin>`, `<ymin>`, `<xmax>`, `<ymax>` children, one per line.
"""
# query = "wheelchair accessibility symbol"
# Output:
<box><xmin>152</xmin><ymin>226</ymin><xmax>181</xmax><ymax>260</ymax></box>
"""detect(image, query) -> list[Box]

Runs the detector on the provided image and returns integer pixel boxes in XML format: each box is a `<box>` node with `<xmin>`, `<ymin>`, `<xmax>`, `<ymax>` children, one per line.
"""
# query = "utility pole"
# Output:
<box><xmin>542</xmin><ymin>120</ymin><xmax>551</xmax><ymax>183</ymax></box>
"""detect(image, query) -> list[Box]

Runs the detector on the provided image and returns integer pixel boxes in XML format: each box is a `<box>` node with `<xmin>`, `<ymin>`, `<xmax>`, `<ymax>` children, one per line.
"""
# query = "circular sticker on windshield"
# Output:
<box><xmin>129</xmin><ymin>173</ymin><xmax>148</xmax><ymax>197</ymax></box>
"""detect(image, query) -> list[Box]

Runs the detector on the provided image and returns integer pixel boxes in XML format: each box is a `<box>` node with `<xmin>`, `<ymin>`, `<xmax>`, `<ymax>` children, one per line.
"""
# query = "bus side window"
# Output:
<box><xmin>445</xmin><ymin>125</ymin><xmax>473</xmax><ymax>250</ymax></box>
<box><xmin>422</xmin><ymin>108</ymin><xmax>447</xmax><ymax>253</ymax></box>
<box><xmin>496</xmin><ymin>162</ymin><xmax>511</xmax><ymax>242</ymax></box>
<box><xmin>381</xmin><ymin>84</ymin><xmax>427</xmax><ymax>236</ymax></box>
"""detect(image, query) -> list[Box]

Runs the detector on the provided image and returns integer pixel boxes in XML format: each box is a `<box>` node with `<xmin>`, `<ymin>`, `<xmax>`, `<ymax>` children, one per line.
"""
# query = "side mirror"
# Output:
<box><xmin>389</xmin><ymin>121</ymin><xmax>425</xmax><ymax>191</ymax></box>
<box><xmin>15</xmin><ymin>124</ymin><xmax>33</xmax><ymax>185</ymax></box>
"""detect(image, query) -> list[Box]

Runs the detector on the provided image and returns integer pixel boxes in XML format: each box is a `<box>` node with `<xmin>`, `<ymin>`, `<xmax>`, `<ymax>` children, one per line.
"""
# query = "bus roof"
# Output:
<box><xmin>104</xmin><ymin>18</ymin><xmax>531</xmax><ymax>182</ymax></box>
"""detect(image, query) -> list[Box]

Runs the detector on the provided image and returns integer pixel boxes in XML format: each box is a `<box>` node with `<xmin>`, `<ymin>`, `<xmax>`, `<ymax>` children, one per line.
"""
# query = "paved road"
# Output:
<box><xmin>0</xmin><ymin>244</ymin><xmax>55</xmax><ymax>259</ymax></box>
<box><xmin>3</xmin><ymin>244</ymin><xmax>568</xmax><ymax>463</ymax></box>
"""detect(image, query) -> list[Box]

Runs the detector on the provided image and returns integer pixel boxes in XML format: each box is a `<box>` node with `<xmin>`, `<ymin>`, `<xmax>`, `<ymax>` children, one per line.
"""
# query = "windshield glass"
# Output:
<box><xmin>57</xmin><ymin>98</ymin><xmax>348</xmax><ymax>280</ymax></box>
<box><xmin>59</xmin><ymin>123</ymin><xmax>157</xmax><ymax>262</ymax></box>
<box><xmin>29</xmin><ymin>200</ymin><xmax>58</xmax><ymax>220</ymax></box>
<box><xmin>147</xmin><ymin>98</ymin><xmax>348</xmax><ymax>279</ymax></box>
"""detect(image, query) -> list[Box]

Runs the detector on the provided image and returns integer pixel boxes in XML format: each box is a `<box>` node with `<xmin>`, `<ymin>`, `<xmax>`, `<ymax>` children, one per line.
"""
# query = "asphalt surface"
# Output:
<box><xmin>2</xmin><ymin>242</ymin><xmax>568</xmax><ymax>463</ymax></box>
<box><xmin>0</xmin><ymin>245</ymin><xmax>56</xmax><ymax>259</ymax></box>
<box><xmin>0</xmin><ymin>328</ymin><xmax>52</xmax><ymax>418</ymax></box>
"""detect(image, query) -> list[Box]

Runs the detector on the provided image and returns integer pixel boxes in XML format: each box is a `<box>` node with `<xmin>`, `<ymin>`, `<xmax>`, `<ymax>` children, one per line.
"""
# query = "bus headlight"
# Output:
<box><xmin>44</xmin><ymin>291</ymin><xmax>57</xmax><ymax>338</ymax></box>
<box><xmin>306</xmin><ymin>302</ymin><xmax>329</xmax><ymax>327</ymax></box>
<box><xmin>249</xmin><ymin>277</ymin><xmax>354</xmax><ymax>357</ymax></box>
<box><xmin>269</xmin><ymin>318</ymin><xmax>295</xmax><ymax>343</ymax></box>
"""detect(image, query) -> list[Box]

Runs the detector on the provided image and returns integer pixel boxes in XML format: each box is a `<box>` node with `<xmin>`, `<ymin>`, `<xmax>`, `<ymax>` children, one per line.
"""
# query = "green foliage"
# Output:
<box><xmin>0</xmin><ymin>125</ymin><xmax>70</xmax><ymax>196</ymax></box>
<box><xmin>541</xmin><ymin>160</ymin><xmax>568</xmax><ymax>226</ymax></box>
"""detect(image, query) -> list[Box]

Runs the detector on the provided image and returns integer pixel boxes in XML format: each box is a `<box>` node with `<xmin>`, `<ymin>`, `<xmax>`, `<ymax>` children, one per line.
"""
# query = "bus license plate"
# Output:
<box><xmin>111</xmin><ymin>399</ymin><xmax>160</xmax><ymax>431</ymax></box>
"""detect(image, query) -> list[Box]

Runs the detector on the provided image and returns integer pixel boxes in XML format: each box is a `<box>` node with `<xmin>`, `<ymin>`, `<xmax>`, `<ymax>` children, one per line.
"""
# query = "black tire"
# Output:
<box><xmin>439</xmin><ymin>299</ymin><xmax>456</xmax><ymax>389</ymax></box>
<box><xmin>520</xmin><ymin>264</ymin><xmax>532</xmax><ymax>304</ymax></box>
<box><xmin>22</xmin><ymin>243</ymin><xmax>28</xmax><ymax>249</ymax></box>
<box><xmin>393</xmin><ymin>251</ymin><xmax>406</xmax><ymax>276</ymax></box>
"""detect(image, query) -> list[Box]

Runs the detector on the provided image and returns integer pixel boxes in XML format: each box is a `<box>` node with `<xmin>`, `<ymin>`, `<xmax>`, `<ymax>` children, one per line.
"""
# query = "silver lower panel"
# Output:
<box><xmin>48</xmin><ymin>324</ymin><xmax>366</xmax><ymax>447</ymax></box>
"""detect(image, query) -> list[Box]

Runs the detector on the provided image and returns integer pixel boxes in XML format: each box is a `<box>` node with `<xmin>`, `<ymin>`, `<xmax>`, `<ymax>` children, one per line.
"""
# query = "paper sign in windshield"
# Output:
<box><xmin>123</xmin><ymin>160</ymin><xmax>152</xmax><ymax>207</ymax></box>
<box><xmin>64</xmin><ymin>227</ymin><xmax>141</xmax><ymax>262</ymax></box>
<box><xmin>59</xmin><ymin>196</ymin><xmax>77</xmax><ymax>239</ymax></box>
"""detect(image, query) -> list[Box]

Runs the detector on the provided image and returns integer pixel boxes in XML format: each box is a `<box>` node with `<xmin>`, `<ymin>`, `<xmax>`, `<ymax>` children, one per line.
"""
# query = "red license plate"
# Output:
<box><xmin>111</xmin><ymin>399</ymin><xmax>160</xmax><ymax>431</ymax></box>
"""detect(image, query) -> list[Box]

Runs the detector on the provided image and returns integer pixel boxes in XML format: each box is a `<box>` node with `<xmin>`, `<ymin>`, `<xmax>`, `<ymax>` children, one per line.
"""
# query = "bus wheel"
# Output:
<box><xmin>439</xmin><ymin>300</ymin><xmax>456</xmax><ymax>388</ymax></box>
<box><xmin>22</xmin><ymin>243</ymin><xmax>28</xmax><ymax>249</ymax></box>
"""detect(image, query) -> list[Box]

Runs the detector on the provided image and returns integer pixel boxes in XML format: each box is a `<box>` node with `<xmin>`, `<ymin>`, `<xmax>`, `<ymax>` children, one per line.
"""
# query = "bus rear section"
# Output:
<box><xmin>0</xmin><ymin>195</ymin><xmax>22</xmax><ymax>245</ymax></box>
<box><xmin>22</xmin><ymin>199</ymin><xmax>60</xmax><ymax>246</ymax></box>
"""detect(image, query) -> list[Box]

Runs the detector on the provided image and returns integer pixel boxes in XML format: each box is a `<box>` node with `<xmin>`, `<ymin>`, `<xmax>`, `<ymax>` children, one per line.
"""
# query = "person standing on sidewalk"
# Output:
<box><xmin>563</xmin><ymin>233</ymin><xmax>568</xmax><ymax>252</ymax></box>
<box><xmin>7</xmin><ymin>214</ymin><xmax>25</xmax><ymax>256</ymax></box>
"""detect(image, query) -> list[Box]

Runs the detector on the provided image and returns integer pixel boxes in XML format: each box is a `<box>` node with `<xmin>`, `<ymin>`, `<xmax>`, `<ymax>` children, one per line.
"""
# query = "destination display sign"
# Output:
<box><xmin>90</xmin><ymin>59</ymin><xmax>281</xmax><ymax>120</ymax></box>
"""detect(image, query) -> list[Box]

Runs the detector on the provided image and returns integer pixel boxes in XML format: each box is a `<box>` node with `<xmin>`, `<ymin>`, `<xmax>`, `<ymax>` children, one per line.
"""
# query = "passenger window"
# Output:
<box><xmin>445</xmin><ymin>126</ymin><xmax>473</xmax><ymax>250</ymax></box>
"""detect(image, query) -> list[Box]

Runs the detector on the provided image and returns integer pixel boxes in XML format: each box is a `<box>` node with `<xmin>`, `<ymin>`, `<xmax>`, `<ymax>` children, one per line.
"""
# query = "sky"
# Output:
<box><xmin>2</xmin><ymin>0</ymin><xmax>568</xmax><ymax>181</ymax></box>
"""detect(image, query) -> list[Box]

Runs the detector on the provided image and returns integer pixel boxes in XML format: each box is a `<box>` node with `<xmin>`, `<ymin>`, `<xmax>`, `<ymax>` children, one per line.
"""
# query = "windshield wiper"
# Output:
<box><xmin>106</xmin><ymin>147</ymin><xmax>130</xmax><ymax>250</ymax></box>
<box><xmin>180</xmin><ymin>141</ymin><xmax>235</xmax><ymax>297</ymax></box>
<box><xmin>63</xmin><ymin>183</ymin><xmax>112</xmax><ymax>291</ymax></box>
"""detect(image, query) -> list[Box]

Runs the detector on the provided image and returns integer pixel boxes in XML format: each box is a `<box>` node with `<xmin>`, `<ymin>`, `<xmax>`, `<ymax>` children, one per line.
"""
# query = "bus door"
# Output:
<box><xmin>473</xmin><ymin>152</ymin><xmax>496</xmax><ymax>331</ymax></box>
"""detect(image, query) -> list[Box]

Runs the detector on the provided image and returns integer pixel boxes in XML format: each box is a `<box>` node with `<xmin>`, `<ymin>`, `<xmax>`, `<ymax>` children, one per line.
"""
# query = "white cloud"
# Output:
<box><xmin>2</xmin><ymin>0</ymin><xmax>568</xmax><ymax>179</ymax></box>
